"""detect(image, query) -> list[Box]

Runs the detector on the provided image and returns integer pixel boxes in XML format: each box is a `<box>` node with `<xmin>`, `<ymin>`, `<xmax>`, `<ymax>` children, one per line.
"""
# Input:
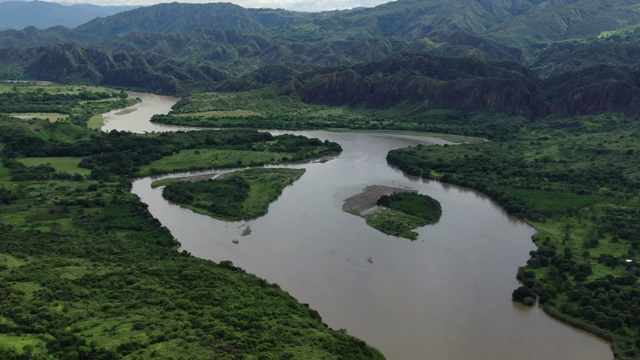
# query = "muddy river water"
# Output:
<box><xmin>104</xmin><ymin>93</ymin><xmax>613</xmax><ymax>359</ymax></box>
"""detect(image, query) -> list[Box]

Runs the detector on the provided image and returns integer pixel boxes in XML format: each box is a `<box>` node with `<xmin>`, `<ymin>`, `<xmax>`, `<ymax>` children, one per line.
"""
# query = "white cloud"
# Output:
<box><xmin>51</xmin><ymin>0</ymin><xmax>393</xmax><ymax>12</ymax></box>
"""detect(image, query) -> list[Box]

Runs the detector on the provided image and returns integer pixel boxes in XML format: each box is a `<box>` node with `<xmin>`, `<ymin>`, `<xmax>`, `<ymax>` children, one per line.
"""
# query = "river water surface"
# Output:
<box><xmin>107</xmin><ymin>93</ymin><xmax>613</xmax><ymax>360</ymax></box>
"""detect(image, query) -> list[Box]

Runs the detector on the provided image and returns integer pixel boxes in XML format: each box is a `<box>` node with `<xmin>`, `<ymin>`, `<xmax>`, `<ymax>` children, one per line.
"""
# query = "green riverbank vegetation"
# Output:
<box><xmin>0</xmin><ymin>83</ymin><xmax>137</xmax><ymax>127</ymax></box>
<box><xmin>367</xmin><ymin>192</ymin><xmax>442</xmax><ymax>240</ymax></box>
<box><xmin>156</xmin><ymin>168</ymin><xmax>305</xmax><ymax>221</ymax></box>
<box><xmin>140</xmin><ymin>134</ymin><xmax>340</xmax><ymax>176</ymax></box>
<box><xmin>150</xmin><ymin>90</ymin><xmax>525</xmax><ymax>139</ymax></box>
<box><xmin>386</xmin><ymin>114</ymin><xmax>640</xmax><ymax>359</ymax></box>
<box><xmin>0</xmin><ymin>83</ymin><xmax>382</xmax><ymax>359</ymax></box>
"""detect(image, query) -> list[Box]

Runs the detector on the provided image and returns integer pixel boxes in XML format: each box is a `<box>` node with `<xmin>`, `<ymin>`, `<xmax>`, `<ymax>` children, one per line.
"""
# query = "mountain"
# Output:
<box><xmin>72</xmin><ymin>2</ymin><xmax>294</xmax><ymax>37</ymax></box>
<box><xmin>486</xmin><ymin>0</ymin><xmax>640</xmax><ymax>47</ymax></box>
<box><xmin>296</xmin><ymin>52</ymin><xmax>548</xmax><ymax>118</ymax></box>
<box><xmin>0</xmin><ymin>1</ymin><xmax>138</xmax><ymax>30</ymax></box>
<box><xmin>211</xmin><ymin>52</ymin><xmax>640</xmax><ymax>119</ymax></box>
<box><xmin>1</xmin><ymin>0</ymin><xmax>640</xmax><ymax>119</ymax></box>
<box><xmin>542</xmin><ymin>65</ymin><xmax>640</xmax><ymax>117</ymax></box>
<box><xmin>0</xmin><ymin>43</ymin><xmax>227</xmax><ymax>93</ymax></box>
<box><xmin>532</xmin><ymin>42</ymin><xmax>640</xmax><ymax>77</ymax></box>
<box><xmin>1</xmin><ymin>0</ymin><xmax>637</xmax><ymax>60</ymax></box>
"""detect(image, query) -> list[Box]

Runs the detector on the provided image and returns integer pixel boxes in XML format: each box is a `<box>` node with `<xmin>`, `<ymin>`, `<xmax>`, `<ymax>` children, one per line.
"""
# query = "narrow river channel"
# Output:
<box><xmin>105</xmin><ymin>93</ymin><xmax>613</xmax><ymax>360</ymax></box>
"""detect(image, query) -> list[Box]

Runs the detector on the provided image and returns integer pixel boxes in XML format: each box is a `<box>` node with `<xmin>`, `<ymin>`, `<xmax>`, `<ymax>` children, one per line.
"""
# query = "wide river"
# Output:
<box><xmin>104</xmin><ymin>93</ymin><xmax>612</xmax><ymax>359</ymax></box>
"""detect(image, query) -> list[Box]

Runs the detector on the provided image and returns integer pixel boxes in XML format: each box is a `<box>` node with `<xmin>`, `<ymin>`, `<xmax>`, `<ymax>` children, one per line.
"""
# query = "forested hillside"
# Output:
<box><xmin>1</xmin><ymin>0</ymin><xmax>640</xmax><ymax>118</ymax></box>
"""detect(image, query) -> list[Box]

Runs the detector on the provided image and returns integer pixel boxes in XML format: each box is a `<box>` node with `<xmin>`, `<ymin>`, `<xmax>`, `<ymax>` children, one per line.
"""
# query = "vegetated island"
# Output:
<box><xmin>343</xmin><ymin>186</ymin><xmax>442</xmax><ymax>240</ymax></box>
<box><xmin>153</xmin><ymin>168</ymin><xmax>305</xmax><ymax>221</ymax></box>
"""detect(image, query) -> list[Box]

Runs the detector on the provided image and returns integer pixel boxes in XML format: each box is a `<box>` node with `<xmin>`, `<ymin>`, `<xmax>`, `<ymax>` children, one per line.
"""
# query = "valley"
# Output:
<box><xmin>0</xmin><ymin>0</ymin><xmax>639</xmax><ymax>358</ymax></box>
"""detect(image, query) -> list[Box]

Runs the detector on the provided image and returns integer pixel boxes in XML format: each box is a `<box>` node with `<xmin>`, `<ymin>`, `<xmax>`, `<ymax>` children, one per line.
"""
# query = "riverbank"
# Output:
<box><xmin>0</xmin><ymin>84</ymin><xmax>386</xmax><ymax>359</ymax></box>
<box><xmin>386</xmin><ymin>120</ymin><xmax>640</xmax><ymax>358</ymax></box>
<box><xmin>106</xmin><ymin>91</ymin><xmax>614</xmax><ymax>359</ymax></box>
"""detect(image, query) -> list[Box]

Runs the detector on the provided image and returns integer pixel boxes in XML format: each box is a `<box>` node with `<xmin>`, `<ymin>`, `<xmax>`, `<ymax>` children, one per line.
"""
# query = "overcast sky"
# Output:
<box><xmin>52</xmin><ymin>0</ymin><xmax>394</xmax><ymax>12</ymax></box>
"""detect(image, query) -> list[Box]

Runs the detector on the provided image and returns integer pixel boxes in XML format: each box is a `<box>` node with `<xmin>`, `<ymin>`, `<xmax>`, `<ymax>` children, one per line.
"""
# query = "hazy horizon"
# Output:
<box><xmin>1</xmin><ymin>0</ymin><xmax>394</xmax><ymax>12</ymax></box>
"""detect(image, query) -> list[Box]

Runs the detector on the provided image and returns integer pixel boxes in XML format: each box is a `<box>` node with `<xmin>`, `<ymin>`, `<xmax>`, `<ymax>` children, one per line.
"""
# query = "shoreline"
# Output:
<box><xmin>342</xmin><ymin>185</ymin><xmax>416</xmax><ymax>215</ymax></box>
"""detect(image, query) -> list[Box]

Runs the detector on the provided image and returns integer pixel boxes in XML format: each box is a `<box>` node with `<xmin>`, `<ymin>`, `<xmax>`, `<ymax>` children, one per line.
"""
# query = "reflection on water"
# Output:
<box><xmin>113</xmin><ymin>94</ymin><xmax>613</xmax><ymax>360</ymax></box>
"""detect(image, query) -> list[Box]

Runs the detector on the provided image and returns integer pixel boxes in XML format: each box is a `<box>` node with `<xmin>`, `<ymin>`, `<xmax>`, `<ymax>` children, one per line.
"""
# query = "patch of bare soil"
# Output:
<box><xmin>342</xmin><ymin>185</ymin><xmax>415</xmax><ymax>215</ymax></box>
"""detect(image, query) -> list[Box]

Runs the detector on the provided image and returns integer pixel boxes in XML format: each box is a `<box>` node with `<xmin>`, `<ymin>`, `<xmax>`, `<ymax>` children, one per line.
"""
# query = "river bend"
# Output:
<box><xmin>106</xmin><ymin>93</ymin><xmax>613</xmax><ymax>360</ymax></box>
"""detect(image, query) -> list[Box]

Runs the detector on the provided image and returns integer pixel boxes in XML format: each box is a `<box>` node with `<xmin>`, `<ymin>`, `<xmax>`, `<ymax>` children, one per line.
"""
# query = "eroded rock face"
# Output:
<box><xmin>543</xmin><ymin>65</ymin><xmax>640</xmax><ymax>118</ymax></box>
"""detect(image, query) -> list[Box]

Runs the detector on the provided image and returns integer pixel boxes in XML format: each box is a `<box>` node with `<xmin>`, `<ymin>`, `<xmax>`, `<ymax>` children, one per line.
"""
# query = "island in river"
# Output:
<box><xmin>343</xmin><ymin>185</ymin><xmax>442</xmax><ymax>240</ymax></box>
<box><xmin>154</xmin><ymin>168</ymin><xmax>306</xmax><ymax>221</ymax></box>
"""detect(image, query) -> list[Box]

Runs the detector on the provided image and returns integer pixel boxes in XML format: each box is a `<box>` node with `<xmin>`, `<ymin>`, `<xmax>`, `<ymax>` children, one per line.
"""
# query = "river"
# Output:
<box><xmin>105</xmin><ymin>93</ymin><xmax>613</xmax><ymax>360</ymax></box>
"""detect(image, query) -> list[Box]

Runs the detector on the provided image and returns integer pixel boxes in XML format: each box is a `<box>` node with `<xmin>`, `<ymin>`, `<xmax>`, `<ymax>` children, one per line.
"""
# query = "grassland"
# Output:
<box><xmin>140</xmin><ymin>133</ymin><xmax>340</xmax><ymax>176</ymax></box>
<box><xmin>16</xmin><ymin>157</ymin><xmax>91</xmax><ymax>176</ymax></box>
<box><xmin>0</xmin><ymin>82</ymin><xmax>113</xmax><ymax>95</ymax></box>
<box><xmin>141</xmin><ymin>149</ymin><xmax>286</xmax><ymax>175</ymax></box>
<box><xmin>0</xmin><ymin>83</ymin><xmax>138</xmax><ymax>129</ymax></box>
<box><xmin>175</xmin><ymin>109</ymin><xmax>262</xmax><ymax>118</ymax></box>
<box><xmin>155</xmin><ymin>90</ymin><xmax>526</xmax><ymax>140</ymax></box>
<box><xmin>0</xmin><ymin>165</ymin><xmax>11</xmax><ymax>185</ymax></box>
<box><xmin>10</xmin><ymin>113</ymin><xmax>68</xmax><ymax>122</ymax></box>
<box><xmin>87</xmin><ymin>115</ymin><xmax>104</xmax><ymax>130</ymax></box>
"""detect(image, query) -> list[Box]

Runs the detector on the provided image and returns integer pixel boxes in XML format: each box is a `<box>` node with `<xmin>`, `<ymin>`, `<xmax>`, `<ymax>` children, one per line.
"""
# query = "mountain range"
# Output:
<box><xmin>2</xmin><ymin>0</ymin><xmax>640</xmax><ymax>118</ymax></box>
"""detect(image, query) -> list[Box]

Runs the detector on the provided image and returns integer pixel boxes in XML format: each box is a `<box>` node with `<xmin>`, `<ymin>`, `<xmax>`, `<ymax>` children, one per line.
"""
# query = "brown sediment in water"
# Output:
<box><xmin>342</xmin><ymin>185</ymin><xmax>415</xmax><ymax>215</ymax></box>
<box><xmin>115</xmin><ymin>108</ymin><xmax>138</xmax><ymax>115</ymax></box>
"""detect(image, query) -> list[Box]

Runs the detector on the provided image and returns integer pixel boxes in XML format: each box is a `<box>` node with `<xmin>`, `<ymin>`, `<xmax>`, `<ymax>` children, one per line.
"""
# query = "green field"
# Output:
<box><xmin>0</xmin><ymin>83</ymin><xmax>137</xmax><ymax>129</ymax></box>
<box><xmin>16</xmin><ymin>157</ymin><xmax>91</xmax><ymax>176</ymax></box>
<box><xmin>87</xmin><ymin>115</ymin><xmax>104</xmax><ymax>130</ymax></box>
<box><xmin>141</xmin><ymin>134</ymin><xmax>341</xmax><ymax>176</ymax></box>
<box><xmin>0</xmin><ymin>335</ymin><xmax>42</xmax><ymax>355</ymax></box>
<box><xmin>0</xmin><ymin>165</ymin><xmax>10</xmax><ymax>184</ymax></box>
<box><xmin>10</xmin><ymin>113</ymin><xmax>68</xmax><ymax>122</ymax></box>
<box><xmin>176</xmin><ymin>109</ymin><xmax>262</xmax><ymax>118</ymax></box>
<box><xmin>151</xmin><ymin>90</ymin><xmax>530</xmax><ymax>139</ymax></box>
<box><xmin>0</xmin><ymin>83</ymin><xmax>118</xmax><ymax>95</ymax></box>
<box><xmin>141</xmin><ymin>149</ymin><xmax>286</xmax><ymax>175</ymax></box>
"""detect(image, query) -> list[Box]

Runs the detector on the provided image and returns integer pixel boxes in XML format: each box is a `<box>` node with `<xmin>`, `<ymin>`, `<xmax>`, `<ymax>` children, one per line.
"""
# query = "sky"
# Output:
<box><xmin>49</xmin><ymin>0</ymin><xmax>394</xmax><ymax>12</ymax></box>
